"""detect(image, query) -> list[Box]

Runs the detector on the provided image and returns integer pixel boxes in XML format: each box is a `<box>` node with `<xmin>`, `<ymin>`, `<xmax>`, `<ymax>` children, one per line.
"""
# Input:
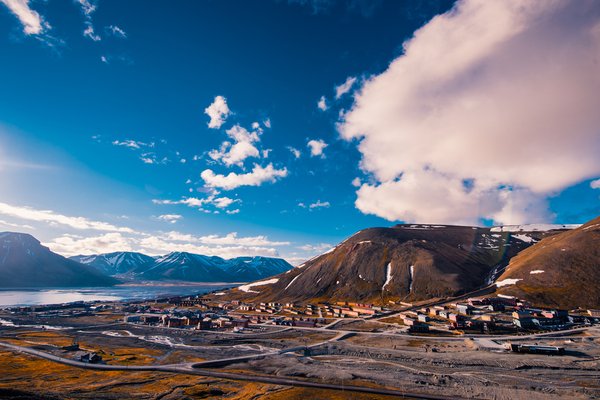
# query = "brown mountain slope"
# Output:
<box><xmin>224</xmin><ymin>224</ymin><xmax>561</xmax><ymax>304</ymax></box>
<box><xmin>496</xmin><ymin>216</ymin><xmax>600</xmax><ymax>309</ymax></box>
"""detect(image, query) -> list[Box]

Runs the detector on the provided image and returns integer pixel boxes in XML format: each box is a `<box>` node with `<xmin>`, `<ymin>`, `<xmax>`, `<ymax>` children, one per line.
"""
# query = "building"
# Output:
<box><xmin>231</xmin><ymin>318</ymin><xmax>249</xmax><ymax>328</ymax></box>
<box><xmin>73</xmin><ymin>351</ymin><xmax>102</xmax><ymax>364</ymax></box>
<box><xmin>197</xmin><ymin>318</ymin><xmax>213</xmax><ymax>330</ymax></box>
<box><xmin>293</xmin><ymin>319</ymin><xmax>316</xmax><ymax>328</ymax></box>
<box><xmin>456</xmin><ymin>304</ymin><xmax>474</xmax><ymax>315</ymax></box>
<box><xmin>167</xmin><ymin>318</ymin><xmax>185</xmax><ymax>328</ymax></box>
<box><xmin>508</xmin><ymin>343</ymin><xmax>565</xmax><ymax>355</ymax></box>
<box><xmin>417</xmin><ymin>314</ymin><xmax>430</xmax><ymax>323</ymax></box>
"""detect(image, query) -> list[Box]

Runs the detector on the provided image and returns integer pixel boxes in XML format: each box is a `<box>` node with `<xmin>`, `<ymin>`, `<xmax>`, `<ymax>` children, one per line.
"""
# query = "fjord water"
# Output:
<box><xmin>0</xmin><ymin>284</ymin><xmax>235</xmax><ymax>307</ymax></box>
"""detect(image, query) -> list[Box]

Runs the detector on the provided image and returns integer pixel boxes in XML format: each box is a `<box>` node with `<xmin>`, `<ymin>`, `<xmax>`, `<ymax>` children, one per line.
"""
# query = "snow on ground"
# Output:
<box><xmin>284</xmin><ymin>274</ymin><xmax>301</xmax><ymax>291</ymax></box>
<box><xmin>214</xmin><ymin>292</ymin><xmax>226</xmax><ymax>295</ymax></box>
<box><xmin>382</xmin><ymin>262</ymin><xmax>393</xmax><ymax>291</ymax></box>
<box><xmin>409</xmin><ymin>265</ymin><xmax>414</xmax><ymax>292</ymax></box>
<box><xmin>512</xmin><ymin>234</ymin><xmax>536</xmax><ymax>243</ymax></box>
<box><xmin>356</xmin><ymin>241</ymin><xmax>372</xmax><ymax>245</ymax></box>
<box><xmin>530</xmin><ymin>270</ymin><xmax>544</xmax><ymax>274</ymax></box>
<box><xmin>495</xmin><ymin>278</ymin><xmax>522</xmax><ymax>287</ymax></box>
<box><xmin>405</xmin><ymin>225</ymin><xmax>446</xmax><ymax>229</ymax></box>
<box><xmin>497</xmin><ymin>294</ymin><xmax>516</xmax><ymax>299</ymax></box>
<box><xmin>238</xmin><ymin>278</ymin><xmax>279</xmax><ymax>293</ymax></box>
<box><xmin>583</xmin><ymin>224</ymin><xmax>599</xmax><ymax>231</ymax></box>
<box><xmin>491</xmin><ymin>224</ymin><xmax>580</xmax><ymax>232</ymax></box>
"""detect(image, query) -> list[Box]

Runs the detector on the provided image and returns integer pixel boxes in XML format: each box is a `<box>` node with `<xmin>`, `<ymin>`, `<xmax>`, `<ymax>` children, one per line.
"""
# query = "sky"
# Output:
<box><xmin>0</xmin><ymin>0</ymin><xmax>599</xmax><ymax>265</ymax></box>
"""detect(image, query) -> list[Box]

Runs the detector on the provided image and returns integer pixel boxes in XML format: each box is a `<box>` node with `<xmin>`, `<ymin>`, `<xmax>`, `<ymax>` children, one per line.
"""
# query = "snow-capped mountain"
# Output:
<box><xmin>72</xmin><ymin>251</ymin><xmax>293</xmax><ymax>282</ymax></box>
<box><xmin>0</xmin><ymin>232</ymin><xmax>118</xmax><ymax>288</ymax></box>
<box><xmin>139</xmin><ymin>252</ymin><xmax>232</xmax><ymax>282</ymax></box>
<box><xmin>70</xmin><ymin>252</ymin><xmax>155</xmax><ymax>276</ymax></box>
<box><xmin>223</xmin><ymin>256</ymin><xmax>293</xmax><ymax>281</ymax></box>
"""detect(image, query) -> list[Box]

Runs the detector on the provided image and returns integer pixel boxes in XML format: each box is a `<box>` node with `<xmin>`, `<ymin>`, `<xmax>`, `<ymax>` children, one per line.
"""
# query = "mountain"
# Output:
<box><xmin>70</xmin><ymin>252</ymin><xmax>155</xmax><ymax>276</ymax></box>
<box><xmin>72</xmin><ymin>251</ymin><xmax>293</xmax><ymax>282</ymax></box>
<box><xmin>223</xmin><ymin>256</ymin><xmax>293</xmax><ymax>281</ymax></box>
<box><xmin>223</xmin><ymin>224</ymin><xmax>574</xmax><ymax>304</ymax></box>
<box><xmin>495</xmin><ymin>217</ymin><xmax>600</xmax><ymax>309</ymax></box>
<box><xmin>0</xmin><ymin>232</ymin><xmax>119</xmax><ymax>288</ymax></box>
<box><xmin>138</xmin><ymin>252</ymin><xmax>232</xmax><ymax>282</ymax></box>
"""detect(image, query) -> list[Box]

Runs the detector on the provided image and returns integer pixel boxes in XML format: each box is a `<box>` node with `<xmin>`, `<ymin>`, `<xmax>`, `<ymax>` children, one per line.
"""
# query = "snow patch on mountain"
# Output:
<box><xmin>238</xmin><ymin>278</ymin><xmax>279</xmax><ymax>293</ymax></box>
<box><xmin>382</xmin><ymin>262</ymin><xmax>393</xmax><ymax>291</ymax></box>
<box><xmin>495</xmin><ymin>278</ymin><xmax>522</xmax><ymax>287</ymax></box>
<box><xmin>491</xmin><ymin>224</ymin><xmax>580</xmax><ymax>232</ymax></box>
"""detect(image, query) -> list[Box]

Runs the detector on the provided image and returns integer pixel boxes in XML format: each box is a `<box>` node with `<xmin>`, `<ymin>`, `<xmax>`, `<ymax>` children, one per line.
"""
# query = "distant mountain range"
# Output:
<box><xmin>70</xmin><ymin>251</ymin><xmax>293</xmax><ymax>282</ymax></box>
<box><xmin>222</xmin><ymin>223</ymin><xmax>591</xmax><ymax>305</ymax></box>
<box><xmin>0</xmin><ymin>232</ymin><xmax>118</xmax><ymax>288</ymax></box>
<box><xmin>0</xmin><ymin>231</ymin><xmax>293</xmax><ymax>288</ymax></box>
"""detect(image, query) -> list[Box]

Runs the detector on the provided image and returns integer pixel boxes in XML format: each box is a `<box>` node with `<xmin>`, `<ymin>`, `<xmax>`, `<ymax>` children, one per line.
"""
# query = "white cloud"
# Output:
<box><xmin>153</xmin><ymin>195</ymin><xmax>239</xmax><ymax>211</ymax></box>
<box><xmin>83</xmin><ymin>24</ymin><xmax>100</xmax><ymax>41</ymax></box>
<box><xmin>45</xmin><ymin>232</ymin><xmax>133</xmax><ymax>256</ymax></box>
<box><xmin>226</xmin><ymin>209</ymin><xmax>240</xmax><ymax>215</ymax></box>
<box><xmin>0</xmin><ymin>219</ymin><xmax>34</xmax><ymax>230</ymax></box>
<box><xmin>44</xmin><ymin>229</ymin><xmax>291</xmax><ymax>259</ymax></box>
<box><xmin>76</xmin><ymin>0</ymin><xmax>101</xmax><ymax>41</ymax></box>
<box><xmin>351</xmin><ymin>177</ymin><xmax>361</xmax><ymax>187</ymax></box>
<box><xmin>263</xmin><ymin>118</ymin><xmax>271</xmax><ymax>128</ymax></box>
<box><xmin>0</xmin><ymin>202</ymin><xmax>133</xmax><ymax>233</ymax></box>
<box><xmin>139</xmin><ymin>153</ymin><xmax>168</xmax><ymax>165</ymax></box>
<box><xmin>0</xmin><ymin>0</ymin><xmax>49</xmax><ymax>35</ymax></box>
<box><xmin>163</xmin><ymin>231</ymin><xmax>290</xmax><ymax>247</ymax></box>
<box><xmin>204</xmin><ymin>95</ymin><xmax>231</xmax><ymax>129</ymax></box>
<box><xmin>317</xmin><ymin>95</ymin><xmax>328</xmax><ymax>111</ymax></box>
<box><xmin>100</xmin><ymin>55</ymin><xmax>108</xmax><ymax>63</ymax></box>
<box><xmin>591</xmin><ymin>179</ymin><xmax>600</xmax><ymax>189</ymax></box>
<box><xmin>208</xmin><ymin>124</ymin><xmax>261</xmax><ymax>167</ymax></box>
<box><xmin>112</xmin><ymin>139</ymin><xmax>153</xmax><ymax>149</ymax></box>
<box><xmin>201</xmin><ymin>163</ymin><xmax>288</xmax><ymax>190</ymax></box>
<box><xmin>339</xmin><ymin>0</ymin><xmax>600</xmax><ymax>225</ymax></box>
<box><xmin>157</xmin><ymin>214</ymin><xmax>182</xmax><ymax>224</ymax></box>
<box><xmin>298</xmin><ymin>243</ymin><xmax>332</xmax><ymax>253</ymax></box>
<box><xmin>335</xmin><ymin>76</ymin><xmax>357</xmax><ymax>99</ymax></box>
<box><xmin>287</xmin><ymin>146</ymin><xmax>301</xmax><ymax>159</ymax></box>
<box><xmin>106</xmin><ymin>25</ymin><xmax>126</xmax><ymax>38</ymax></box>
<box><xmin>307</xmin><ymin>139</ymin><xmax>327</xmax><ymax>157</ymax></box>
<box><xmin>309</xmin><ymin>200</ymin><xmax>330</xmax><ymax>209</ymax></box>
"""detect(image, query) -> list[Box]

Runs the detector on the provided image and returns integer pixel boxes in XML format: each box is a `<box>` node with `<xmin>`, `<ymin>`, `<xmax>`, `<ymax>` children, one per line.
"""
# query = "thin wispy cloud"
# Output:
<box><xmin>157</xmin><ymin>214</ymin><xmax>182</xmax><ymax>224</ymax></box>
<box><xmin>334</xmin><ymin>76</ymin><xmax>357</xmax><ymax>99</ymax></box>
<box><xmin>0</xmin><ymin>202</ymin><xmax>133</xmax><ymax>233</ymax></box>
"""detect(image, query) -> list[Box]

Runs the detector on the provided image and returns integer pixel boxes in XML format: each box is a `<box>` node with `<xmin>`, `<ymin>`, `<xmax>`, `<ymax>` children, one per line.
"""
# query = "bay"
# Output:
<box><xmin>0</xmin><ymin>283</ymin><xmax>235</xmax><ymax>307</ymax></box>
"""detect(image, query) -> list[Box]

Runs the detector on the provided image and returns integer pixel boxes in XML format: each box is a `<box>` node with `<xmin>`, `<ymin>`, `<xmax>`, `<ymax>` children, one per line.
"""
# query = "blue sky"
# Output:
<box><xmin>1</xmin><ymin>0</ymin><xmax>599</xmax><ymax>264</ymax></box>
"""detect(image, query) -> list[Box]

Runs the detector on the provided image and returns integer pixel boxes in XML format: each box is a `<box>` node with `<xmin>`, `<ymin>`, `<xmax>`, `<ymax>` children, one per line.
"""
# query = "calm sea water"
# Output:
<box><xmin>0</xmin><ymin>284</ymin><xmax>235</xmax><ymax>307</ymax></box>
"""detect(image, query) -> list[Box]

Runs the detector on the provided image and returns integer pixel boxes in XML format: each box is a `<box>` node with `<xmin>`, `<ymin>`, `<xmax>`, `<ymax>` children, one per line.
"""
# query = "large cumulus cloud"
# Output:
<box><xmin>339</xmin><ymin>0</ymin><xmax>600</xmax><ymax>224</ymax></box>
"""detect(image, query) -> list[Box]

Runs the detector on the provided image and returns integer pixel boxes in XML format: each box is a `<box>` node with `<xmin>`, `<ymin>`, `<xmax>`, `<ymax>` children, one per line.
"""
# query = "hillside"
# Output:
<box><xmin>222</xmin><ymin>224</ymin><xmax>567</xmax><ymax>304</ymax></box>
<box><xmin>495</xmin><ymin>216</ymin><xmax>600</xmax><ymax>309</ymax></box>
<box><xmin>0</xmin><ymin>232</ymin><xmax>118</xmax><ymax>288</ymax></box>
<box><xmin>72</xmin><ymin>251</ymin><xmax>293</xmax><ymax>282</ymax></box>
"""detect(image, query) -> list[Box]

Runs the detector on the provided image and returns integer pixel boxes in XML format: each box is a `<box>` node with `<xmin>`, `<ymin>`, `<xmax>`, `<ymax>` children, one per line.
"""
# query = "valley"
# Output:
<box><xmin>1</xmin><ymin>218</ymin><xmax>599</xmax><ymax>399</ymax></box>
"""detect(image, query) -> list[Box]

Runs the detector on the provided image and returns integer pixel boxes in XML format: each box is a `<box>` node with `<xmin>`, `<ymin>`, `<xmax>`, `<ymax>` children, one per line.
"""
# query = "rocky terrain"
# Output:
<box><xmin>496</xmin><ymin>216</ymin><xmax>600</xmax><ymax>309</ymax></box>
